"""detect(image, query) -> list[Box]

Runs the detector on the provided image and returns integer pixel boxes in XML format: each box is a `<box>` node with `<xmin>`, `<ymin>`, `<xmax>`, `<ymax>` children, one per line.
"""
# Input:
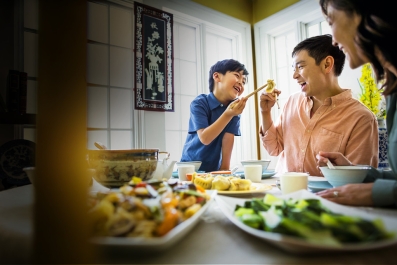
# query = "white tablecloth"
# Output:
<box><xmin>1</xmin><ymin>177</ymin><xmax>397</xmax><ymax>264</ymax></box>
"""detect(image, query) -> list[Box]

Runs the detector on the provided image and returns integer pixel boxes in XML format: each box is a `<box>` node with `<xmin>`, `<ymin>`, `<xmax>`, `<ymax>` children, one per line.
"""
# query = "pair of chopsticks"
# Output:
<box><xmin>246</xmin><ymin>79</ymin><xmax>274</xmax><ymax>98</ymax></box>
<box><xmin>229</xmin><ymin>79</ymin><xmax>279</xmax><ymax>109</ymax></box>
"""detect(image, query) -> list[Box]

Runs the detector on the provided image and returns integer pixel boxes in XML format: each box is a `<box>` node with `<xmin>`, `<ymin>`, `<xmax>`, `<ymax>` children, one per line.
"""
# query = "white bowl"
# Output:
<box><xmin>176</xmin><ymin>161</ymin><xmax>202</xmax><ymax>172</ymax></box>
<box><xmin>241</xmin><ymin>160</ymin><xmax>271</xmax><ymax>173</ymax></box>
<box><xmin>319</xmin><ymin>166</ymin><xmax>370</xmax><ymax>187</ymax></box>
<box><xmin>23</xmin><ymin>167</ymin><xmax>35</xmax><ymax>185</ymax></box>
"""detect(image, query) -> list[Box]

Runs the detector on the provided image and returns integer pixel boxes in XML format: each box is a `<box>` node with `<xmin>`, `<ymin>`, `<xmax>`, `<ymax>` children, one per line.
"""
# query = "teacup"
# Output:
<box><xmin>279</xmin><ymin>172</ymin><xmax>309</xmax><ymax>195</ymax></box>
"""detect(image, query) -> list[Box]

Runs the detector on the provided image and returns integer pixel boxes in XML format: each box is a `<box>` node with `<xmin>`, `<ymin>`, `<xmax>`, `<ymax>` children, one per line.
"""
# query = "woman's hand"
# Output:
<box><xmin>259</xmin><ymin>89</ymin><xmax>281</xmax><ymax>113</ymax></box>
<box><xmin>316</xmin><ymin>151</ymin><xmax>353</xmax><ymax>168</ymax></box>
<box><xmin>316</xmin><ymin>183</ymin><xmax>374</xmax><ymax>206</ymax></box>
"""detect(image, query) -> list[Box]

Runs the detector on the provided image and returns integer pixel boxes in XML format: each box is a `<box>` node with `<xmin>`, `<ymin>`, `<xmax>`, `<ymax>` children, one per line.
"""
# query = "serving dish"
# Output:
<box><xmin>216</xmin><ymin>183</ymin><xmax>272</xmax><ymax>196</ymax></box>
<box><xmin>91</xmin><ymin>190</ymin><xmax>216</xmax><ymax>250</ymax></box>
<box><xmin>87</xmin><ymin>148</ymin><xmax>159</xmax><ymax>187</ymax></box>
<box><xmin>215</xmin><ymin>190</ymin><xmax>397</xmax><ymax>253</ymax></box>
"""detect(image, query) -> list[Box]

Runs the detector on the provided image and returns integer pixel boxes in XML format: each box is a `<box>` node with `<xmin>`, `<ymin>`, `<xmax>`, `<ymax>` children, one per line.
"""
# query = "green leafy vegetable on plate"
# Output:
<box><xmin>234</xmin><ymin>194</ymin><xmax>394</xmax><ymax>246</ymax></box>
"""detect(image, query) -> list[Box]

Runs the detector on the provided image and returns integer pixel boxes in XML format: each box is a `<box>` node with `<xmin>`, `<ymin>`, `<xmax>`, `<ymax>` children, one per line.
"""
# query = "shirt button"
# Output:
<box><xmin>220</xmin><ymin>104</ymin><xmax>223</xmax><ymax>107</ymax></box>
<box><xmin>301</xmin><ymin>149</ymin><xmax>305</xmax><ymax>152</ymax></box>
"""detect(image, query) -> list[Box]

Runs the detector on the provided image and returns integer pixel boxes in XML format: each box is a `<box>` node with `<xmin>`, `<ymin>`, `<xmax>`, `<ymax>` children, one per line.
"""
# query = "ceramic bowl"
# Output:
<box><xmin>87</xmin><ymin>149</ymin><xmax>159</xmax><ymax>187</ymax></box>
<box><xmin>176</xmin><ymin>161</ymin><xmax>202</xmax><ymax>172</ymax></box>
<box><xmin>241</xmin><ymin>160</ymin><xmax>271</xmax><ymax>173</ymax></box>
<box><xmin>319</xmin><ymin>166</ymin><xmax>370</xmax><ymax>187</ymax></box>
<box><xmin>23</xmin><ymin>167</ymin><xmax>35</xmax><ymax>185</ymax></box>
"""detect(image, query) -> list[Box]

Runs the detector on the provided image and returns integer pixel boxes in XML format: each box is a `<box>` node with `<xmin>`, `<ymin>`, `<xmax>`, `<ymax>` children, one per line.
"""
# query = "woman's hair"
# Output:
<box><xmin>320</xmin><ymin>0</ymin><xmax>397</xmax><ymax>95</ymax></box>
<box><xmin>292</xmin><ymin>34</ymin><xmax>346</xmax><ymax>77</ymax></box>
<box><xmin>208</xmin><ymin>59</ymin><xmax>249</xmax><ymax>92</ymax></box>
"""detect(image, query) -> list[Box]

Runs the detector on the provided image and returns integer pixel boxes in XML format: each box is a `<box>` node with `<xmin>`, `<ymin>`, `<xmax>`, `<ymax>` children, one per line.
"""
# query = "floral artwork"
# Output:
<box><xmin>134</xmin><ymin>2</ymin><xmax>174</xmax><ymax>111</ymax></box>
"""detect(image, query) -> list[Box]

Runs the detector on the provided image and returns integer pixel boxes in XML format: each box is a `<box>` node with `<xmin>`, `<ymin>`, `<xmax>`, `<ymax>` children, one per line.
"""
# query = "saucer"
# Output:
<box><xmin>236</xmin><ymin>170</ymin><xmax>277</xmax><ymax>179</ymax></box>
<box><xmin>308</xmin><ymin>180</ymin><xmax>333</xmax><ymax>192</ymax></box>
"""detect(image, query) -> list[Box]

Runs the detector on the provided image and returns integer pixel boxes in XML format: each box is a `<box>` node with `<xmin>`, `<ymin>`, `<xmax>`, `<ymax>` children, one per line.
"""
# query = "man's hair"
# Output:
<box><xmin>292</xmin><ymin>34</ymin><xmax>346</xmax><ymax>76</ymax></box>
<box><xmin>208</xmin><ymin>59</ymin><xmax>249</xmax><ymax>92</ymax></box>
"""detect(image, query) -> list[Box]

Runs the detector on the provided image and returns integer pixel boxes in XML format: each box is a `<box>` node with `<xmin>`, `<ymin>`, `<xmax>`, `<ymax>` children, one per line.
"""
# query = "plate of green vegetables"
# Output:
<box><xmin>215</xmin><ymin>190</ymin><xmax>397</xmax><ymax>253</ymax></box>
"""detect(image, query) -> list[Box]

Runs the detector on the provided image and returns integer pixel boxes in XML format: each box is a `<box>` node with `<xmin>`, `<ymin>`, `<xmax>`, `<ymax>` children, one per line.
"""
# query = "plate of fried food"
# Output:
<box><xmin>88</xmin><ymin>178</ymin><xmax>216</xmax><ymax>250</ymax></box>
<box><xmin>190</xmin><ymin>172</ymin><xmax>272</xmax><ymax>196</ymax></box>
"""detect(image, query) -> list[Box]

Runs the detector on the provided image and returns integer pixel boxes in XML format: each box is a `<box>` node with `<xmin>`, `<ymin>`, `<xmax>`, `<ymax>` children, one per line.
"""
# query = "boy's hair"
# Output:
<box><xmin>292</xmin><ymin>34</ymin><xmax>345</xmax><ymax>76</ymax></box>
<box><xmin>208</xmin><ymin>59</ymin><xmax>249</xmax><ymax>92</ymax></box>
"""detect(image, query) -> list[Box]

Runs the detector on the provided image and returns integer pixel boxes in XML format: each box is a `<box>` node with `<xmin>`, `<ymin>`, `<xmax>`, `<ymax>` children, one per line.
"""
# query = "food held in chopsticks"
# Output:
<box><xmin>264</xmin><ymin>79</ymin><xmax>279</xmax><ymax>109</ymax></box>
<box><xmin>229</xmin><ymin>79</ymin><xmax>276</xmax><ymax>109</ymax></box>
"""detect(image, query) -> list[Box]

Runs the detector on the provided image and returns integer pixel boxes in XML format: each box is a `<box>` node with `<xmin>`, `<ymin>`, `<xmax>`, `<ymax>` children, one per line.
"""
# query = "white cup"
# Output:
<box><xmin>279</xmin><ymin>172</ymin><xmax>309</xmax><ymax>195</ymax></box>
<box><xmin>177</xmin><ymin>165</ymin><xmax>195</xmax><ymax>181</ymax></box>
<box><xmin>244</xmin><ymin>165</ymin><xmax>262</xmax><ymax>183</ymax></box>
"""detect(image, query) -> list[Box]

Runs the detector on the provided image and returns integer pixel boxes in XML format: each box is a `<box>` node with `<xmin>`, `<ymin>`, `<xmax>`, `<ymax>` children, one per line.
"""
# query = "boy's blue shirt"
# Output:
<box><xmin>180</xmin><ymin>92</ymin><xmax>241</xmax><ymax>172</ymax></box>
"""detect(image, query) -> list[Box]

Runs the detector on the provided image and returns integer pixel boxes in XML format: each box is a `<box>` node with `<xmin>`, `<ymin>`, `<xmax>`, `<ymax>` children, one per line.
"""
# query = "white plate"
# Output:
<box><xmin>91</xmin><ymin>190</ymin><xmax>216</xmax><ymax>250</ymax></box>
<box><xmin>215</xmin><ymin>190</ymin><xmax>397</xmax><ymax>253</ymax></box>
<box><xmin>216</xmin><ymin>183</ymin><xmax>272</xmax><ymax>196</ymax></box>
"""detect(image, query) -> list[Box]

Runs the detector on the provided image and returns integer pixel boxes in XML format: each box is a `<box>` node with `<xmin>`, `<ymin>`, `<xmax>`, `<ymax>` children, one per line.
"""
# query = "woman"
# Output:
<box><xmin>315</xmin><ymin>0</ymin><xmax>397</xmax><ymax>207</ymax></box>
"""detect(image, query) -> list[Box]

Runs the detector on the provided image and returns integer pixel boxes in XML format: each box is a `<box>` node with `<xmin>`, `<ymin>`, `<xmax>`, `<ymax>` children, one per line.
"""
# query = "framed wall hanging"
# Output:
<box><xmin>134</xmin><ymin>2</ymin><xmax>174</xmax><ymax>112</ymax></box>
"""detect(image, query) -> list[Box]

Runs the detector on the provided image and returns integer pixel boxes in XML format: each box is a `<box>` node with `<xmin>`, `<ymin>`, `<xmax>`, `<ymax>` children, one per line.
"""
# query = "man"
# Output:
<box><xmin>259</xmin><ymin>34</ymin><xmax>378</xmax><ymax>176</ymax></box>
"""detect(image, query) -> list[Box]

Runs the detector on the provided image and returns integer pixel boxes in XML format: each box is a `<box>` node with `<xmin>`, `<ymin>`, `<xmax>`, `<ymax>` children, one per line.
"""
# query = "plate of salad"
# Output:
<box><xmin>215</xmin><ymin>190</ymin><xmax>397</xmax><ymax>253</ymax></box>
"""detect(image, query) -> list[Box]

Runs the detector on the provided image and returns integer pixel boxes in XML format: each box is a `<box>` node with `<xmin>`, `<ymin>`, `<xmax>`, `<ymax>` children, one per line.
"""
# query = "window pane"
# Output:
<box><xmin>275</xmin><ymin>36</ymin><xmax>287</xmax><ymax>67</ymax></box>
<box><xmin>307</xmin><ymin>24</ymin><xmax>319</xmax><ymax>38</ymax></box>
<box><xmin>321</xmin><ymin>21</ymin><xmax>332</xmax><ymax>35</ymax></box>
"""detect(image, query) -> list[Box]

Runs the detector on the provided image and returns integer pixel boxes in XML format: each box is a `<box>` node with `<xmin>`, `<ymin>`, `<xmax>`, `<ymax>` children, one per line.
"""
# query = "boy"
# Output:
<box><xmin>180</xmin><ymin>59</ymin><xmax>249</xmax><ymax>172</ymax></box>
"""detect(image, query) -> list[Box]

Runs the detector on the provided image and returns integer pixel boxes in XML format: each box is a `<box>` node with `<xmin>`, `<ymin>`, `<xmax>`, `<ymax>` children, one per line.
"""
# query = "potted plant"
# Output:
<box><xmin>358</xmin><ymin>63</ymin><xmax>388</xmax><ymax>168</ymax></box>
<box><xmin>358</xmin><ymin>63</ymin><xmax>386</xmax><ymax>125</ymax></box>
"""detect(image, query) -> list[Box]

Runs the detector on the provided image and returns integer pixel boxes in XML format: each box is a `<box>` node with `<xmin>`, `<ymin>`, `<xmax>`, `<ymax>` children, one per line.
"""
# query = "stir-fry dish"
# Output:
<box><xmin>234</xmin><ymin>194</ymin><xmax>394</xmax><ymax>246</ymax></box>
<box><xmin>88</xmin><ymin>178</ymin><xmax>210</xmax><ymax>238</ymax></box>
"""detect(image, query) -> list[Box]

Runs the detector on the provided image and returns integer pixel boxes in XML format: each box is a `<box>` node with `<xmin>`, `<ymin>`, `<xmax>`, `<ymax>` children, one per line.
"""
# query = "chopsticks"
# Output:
<box><xmin>229</xmin><ymin>79</ymin><xmax>278</xmax><ymax>109</ymax></box>
<box><xmin>246</xmin><ymin>83</ymin><xmax>268</xmax><ymax>98</ymax></box>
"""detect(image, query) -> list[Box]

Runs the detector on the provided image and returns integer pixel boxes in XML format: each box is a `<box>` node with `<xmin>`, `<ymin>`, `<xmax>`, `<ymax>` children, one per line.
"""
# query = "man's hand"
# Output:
<box><xmin>259</xmin><ymin>89</ymin><xmax>281</xmax><ymax>113</ymax></box>
<box><xmin>316</xmin><ymin>151</ymin><xmax>353</xmax><ymax>168</ymax></box>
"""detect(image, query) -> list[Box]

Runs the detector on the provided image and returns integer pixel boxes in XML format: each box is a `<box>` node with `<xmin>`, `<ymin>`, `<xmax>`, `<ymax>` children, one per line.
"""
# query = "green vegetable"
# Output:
<box><xmin>240</xmin><ymin>213</ymin><xmax>263</xmax><ymax>229</ymax></box>
<box><xmin>234</xmin><ymin>208</ymin><xmax>263</xmax><ymax>229</ymax></box>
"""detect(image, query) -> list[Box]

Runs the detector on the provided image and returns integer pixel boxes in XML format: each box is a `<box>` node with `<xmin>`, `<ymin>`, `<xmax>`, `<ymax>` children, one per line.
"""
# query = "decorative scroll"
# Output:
<box><xmin>134</xmin><ymin>2</ymin><xmax>174</xmax><ymax>112</ymax></box>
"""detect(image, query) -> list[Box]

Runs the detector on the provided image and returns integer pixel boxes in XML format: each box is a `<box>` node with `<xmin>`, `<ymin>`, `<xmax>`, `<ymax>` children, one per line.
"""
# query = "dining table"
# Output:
<box><xmin>1</xmin><ymin>174</ymin><xmax>397</xmax><ymax>264</ymax></box>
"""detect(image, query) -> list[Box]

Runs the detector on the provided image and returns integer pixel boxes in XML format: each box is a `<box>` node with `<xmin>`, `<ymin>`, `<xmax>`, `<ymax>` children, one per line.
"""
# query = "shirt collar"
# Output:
<box><xmin>306</xmin><ymin>89</ymin><xmax>352</xmax><ymax>106</ymax></box>
<box><xmin>208</xmin><ymin>92</ymin><xmax>225</xmax><ymax>110</ymax></box>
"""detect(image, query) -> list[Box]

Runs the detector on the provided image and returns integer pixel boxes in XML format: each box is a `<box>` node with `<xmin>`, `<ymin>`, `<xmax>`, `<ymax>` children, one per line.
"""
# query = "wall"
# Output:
<box><xmin>192</xmin><ymin>0</ymin><xmax>300</xmax><ymax>24</ymax></box>
<box><xmin>252</xmin><ymin>0</ymin><xmax>299</xmax><ymax>23</ymax></box>
<box><xmin>192</xmin><ymin>0</ymin><xmax>252</xmax><ymax>23</ymax></box>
